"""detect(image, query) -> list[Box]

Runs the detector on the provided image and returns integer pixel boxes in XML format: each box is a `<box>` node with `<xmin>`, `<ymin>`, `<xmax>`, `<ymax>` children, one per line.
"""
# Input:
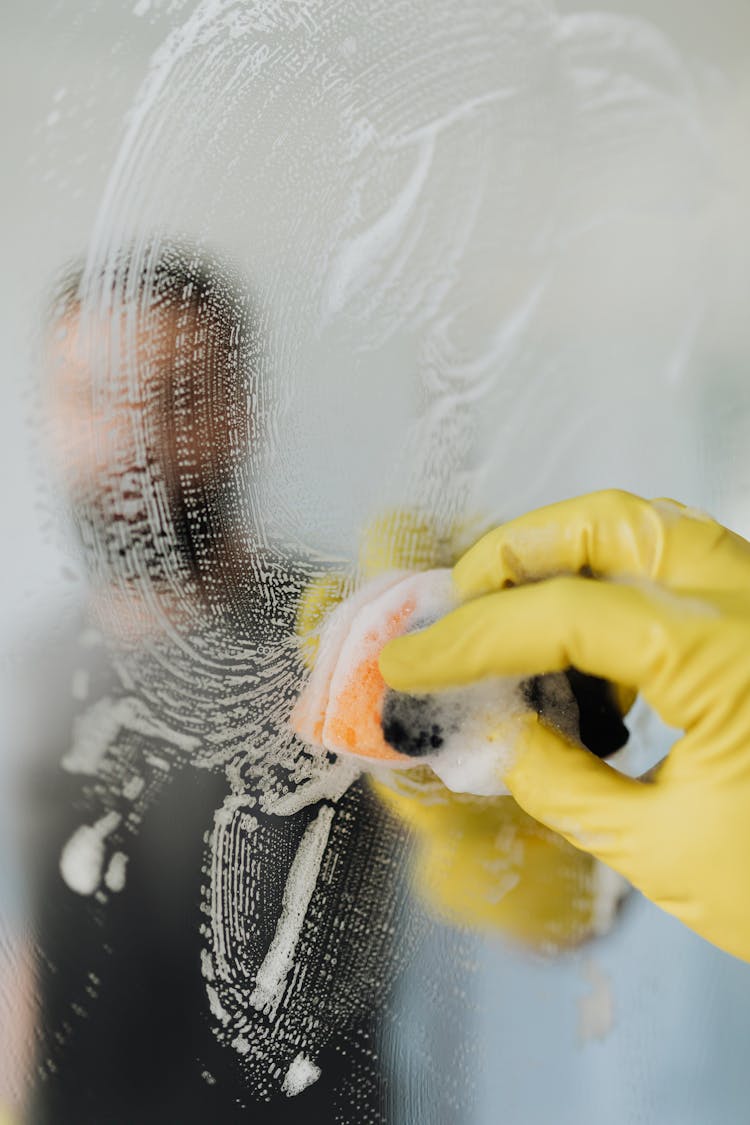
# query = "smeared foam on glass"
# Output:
<box><xmin>281</xmin><ymin>1052</ymin><xmax>322</xmax><ymax>1097</ymax></box>
<box><xmin>59</xmin><ymin>811</ymin><xmax>122</xmax><ymax>896</ymax></box>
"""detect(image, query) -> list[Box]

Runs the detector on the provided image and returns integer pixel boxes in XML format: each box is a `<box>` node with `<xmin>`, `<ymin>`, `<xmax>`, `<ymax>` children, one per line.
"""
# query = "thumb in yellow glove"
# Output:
<box><xmin>380</xmin><ymin>488</ymin><xmax>750</xmax><ymax>961</ymax></box>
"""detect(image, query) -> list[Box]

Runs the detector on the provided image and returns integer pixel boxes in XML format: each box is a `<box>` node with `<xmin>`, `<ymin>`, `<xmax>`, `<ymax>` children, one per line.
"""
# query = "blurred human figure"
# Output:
<box><xmin>16</xmin><ymin>242</ymin><xmax>395</xmax><ymax>1124</ymax></box>
<box><xmin>45</xmin><ymin>242</ymin><xmax>257</xmax><ymax>635</ymax></box>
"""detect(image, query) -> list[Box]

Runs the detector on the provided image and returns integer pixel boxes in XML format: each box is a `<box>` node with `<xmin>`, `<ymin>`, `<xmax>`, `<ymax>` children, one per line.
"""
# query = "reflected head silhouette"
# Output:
<box><xmin>46</xmin><ymin>241</ymin><xmax>259</xmax><ymax>630</ymax></box>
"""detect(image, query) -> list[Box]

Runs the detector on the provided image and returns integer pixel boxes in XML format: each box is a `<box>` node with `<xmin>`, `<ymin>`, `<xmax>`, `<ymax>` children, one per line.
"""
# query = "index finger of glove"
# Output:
<box><xmin>456</xmin><ymin>491</ymin><xmax>750</xmax><ymax>598</ymax></box>
<box><xmin>454</xmin><ymin>490</ymin><xmax>664</xmax><ymax>599</ymax></box>
<box><xmin>380</xmin><ymin>575</ymin><xmax>684</xmax><ymax>723</ymax></box>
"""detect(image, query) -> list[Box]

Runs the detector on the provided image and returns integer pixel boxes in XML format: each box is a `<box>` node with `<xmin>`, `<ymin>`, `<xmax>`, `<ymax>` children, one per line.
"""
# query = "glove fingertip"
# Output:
<box><xmin>378</xmin><ymin>634</ymin><xmax>421</xmax><ymax>691</ymax></box>
<box><xmin>452</xmin><ymin>548</ymin><xmax>497</xmax><ymax>601</ymax></box>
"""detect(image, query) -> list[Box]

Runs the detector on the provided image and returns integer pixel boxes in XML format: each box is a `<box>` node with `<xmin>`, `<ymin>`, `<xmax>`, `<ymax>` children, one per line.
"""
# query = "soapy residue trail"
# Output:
<box><xmin>60</xmin><ymin>812</ymin><xmax>121</xmax><ymax>897</ymax></box>
<box><xmin>249</xmin><ymin>804</ymin><xmax>335</xmax><ymax>1016</ymax></box>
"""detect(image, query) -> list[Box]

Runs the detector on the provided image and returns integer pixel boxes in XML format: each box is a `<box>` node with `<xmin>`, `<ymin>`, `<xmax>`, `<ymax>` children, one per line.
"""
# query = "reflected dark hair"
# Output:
<box><xmin>50</xmin><ymin>238</ymin><xmax>255</xmax><ymax>365</ymax></box>
<box><xmin>51</xmin><ymin>239</ymin><xmax>260</xmax><ymax>609</ymax></box>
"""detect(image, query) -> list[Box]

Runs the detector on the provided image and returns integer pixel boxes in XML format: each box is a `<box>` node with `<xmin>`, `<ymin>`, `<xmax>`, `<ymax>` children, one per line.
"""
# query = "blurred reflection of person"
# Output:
<box><xmin>46</xmin><ymin>242</ymin><xmax>257</xmax><ymax>632</ymax></box>
<box><xmin>15</xmin><ymin>242</ymin><xmax>396</xmax><ymax>1125</ymax></box>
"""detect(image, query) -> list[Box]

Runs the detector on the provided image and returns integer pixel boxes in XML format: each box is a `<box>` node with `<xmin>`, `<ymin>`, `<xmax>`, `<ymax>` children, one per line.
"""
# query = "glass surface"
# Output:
<box><xmin>2</xmin><ymin>1</ymin><xmax>750</xmax><ymax>1121</ymax></box>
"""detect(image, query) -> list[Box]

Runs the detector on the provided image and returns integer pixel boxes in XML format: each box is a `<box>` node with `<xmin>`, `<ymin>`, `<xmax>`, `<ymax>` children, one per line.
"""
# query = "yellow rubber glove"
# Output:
<box><xmin>296</xmin><ymin>506</ymin><xmax>623</xmax><ymax>949</ymax></box>
<box><xmin>380</xmin><ymin>488</ymin><xmax>750</xmax><ymax>961</ymax></box>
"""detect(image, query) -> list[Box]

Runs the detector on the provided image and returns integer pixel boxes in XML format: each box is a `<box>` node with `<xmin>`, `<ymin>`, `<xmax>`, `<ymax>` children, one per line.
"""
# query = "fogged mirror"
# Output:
<box><xmin>2</xmin><ymin>1</ymin><xmax>750</xmax><ymax>1121</ymax></box>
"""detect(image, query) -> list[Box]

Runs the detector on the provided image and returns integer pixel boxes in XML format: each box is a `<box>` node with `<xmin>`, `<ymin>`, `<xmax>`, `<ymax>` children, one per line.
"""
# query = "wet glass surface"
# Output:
<box><xmin>2</xmin><ymin>1</ymin><xmax>750</xmax><ymax>1121</ymax></box>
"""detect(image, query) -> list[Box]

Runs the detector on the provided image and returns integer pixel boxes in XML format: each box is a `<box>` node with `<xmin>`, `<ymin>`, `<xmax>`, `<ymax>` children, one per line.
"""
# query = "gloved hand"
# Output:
<box><xmin>296</xmin><ymin>506</ymin><xmax>624</xmax><ymax>949</ymax></box>
<box><xmin>380</xmin><ymin>488</ymin><xmax>750</xmax><ymax>961</ymax></box>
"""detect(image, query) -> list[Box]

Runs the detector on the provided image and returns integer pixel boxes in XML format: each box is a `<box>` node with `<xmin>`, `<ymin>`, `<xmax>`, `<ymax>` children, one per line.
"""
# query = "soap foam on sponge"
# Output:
<box><xmin>292</xmin><ymin>568</ymin><xmax>581</xmax><ymax>796</ymax></box>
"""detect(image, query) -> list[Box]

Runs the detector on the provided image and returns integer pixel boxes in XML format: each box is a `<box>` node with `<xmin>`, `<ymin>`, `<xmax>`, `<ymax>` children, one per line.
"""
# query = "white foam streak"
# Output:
<box><xmin>282</xmin><ymin>1052</ymin><xmax>322</xmax><ymax>1096</ymax></box>
<box><xmin>323</xmin><ymin>136</ymin><xmax>435</xmax><ymax>318</ymax></box>
<box><xmin>60</xmin><ymin>812</ymin><xmax>122</xmax><ymax>896</ymax></box>
<box><xmin>249</xmin><ymin>804</ymin><xmax>334</xmax><ymax>1015</ymax></box>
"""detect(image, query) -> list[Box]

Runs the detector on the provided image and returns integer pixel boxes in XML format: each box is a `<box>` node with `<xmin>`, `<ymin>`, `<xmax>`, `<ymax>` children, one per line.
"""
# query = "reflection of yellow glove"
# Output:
<box><xmin>380</xmin><ymin>489</ymin><xmax>750</xmax><ymax>961</ymax></box>
<box><xmin>371</xmin><ymin>771</ymin><xmax>623</xmax><ymax>950</ymax></box>
<box><xmin>296</xmin><ymin>508</ymin><xmax>459</xmax><ymax>667</ymax></box>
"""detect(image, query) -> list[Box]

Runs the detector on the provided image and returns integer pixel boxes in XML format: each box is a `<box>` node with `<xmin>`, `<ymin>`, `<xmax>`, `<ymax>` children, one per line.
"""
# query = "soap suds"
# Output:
<box><xmin>60</xmin><ymin>812</ymin><xmax>121</xmax><ymax>896</ymax></box>
<box><xmin>200</xmin><ymin>948</ymin><xmax>215</xmax><ymax>982</ymax></box>
<box><xmin>294</xmin><ymin>569</ymin><xmax>586</xmax><ymax>796</ymax></box>
<box><xmin>103</xmin><ymin>851</ymin><xmax>128</xmax><ymax>893</ymax></box>
<box><xmin>206</xmin><ymin>984</ymin><xmax>231</xmax><ymax>1026</ymax></box>
<box><xmin>123</xmin><ymin>775</ymin><xmax>145</xmax><ymax>800</ymax></box>
<box><xmin>250</xmin><ymin>804</ymin><xmax>335</xmax><ymax>1015</ymax></box>
<box><xmin>62</xmin><ymin>696</ymin><xmax>199</xmax><ymax>776</ymax></box>
<box><xmin>281</xmin><ymin>1052</ymin><xmax>321</xmax><ymax>1096</ymax></box>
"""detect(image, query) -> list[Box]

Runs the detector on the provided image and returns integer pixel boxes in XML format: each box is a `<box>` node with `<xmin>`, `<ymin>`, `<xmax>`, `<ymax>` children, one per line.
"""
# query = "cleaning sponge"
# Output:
<box><xmin>291</xmin><ymin>568</ymin><xmax>627</xmax><ymax>795</ymax></box>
